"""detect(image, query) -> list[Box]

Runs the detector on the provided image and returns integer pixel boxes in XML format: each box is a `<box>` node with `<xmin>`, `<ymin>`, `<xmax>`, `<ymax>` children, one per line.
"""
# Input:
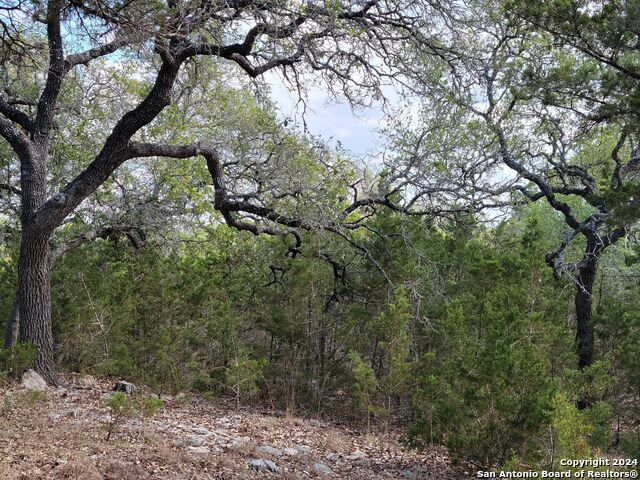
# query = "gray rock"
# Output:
<box><xmin>187</xmin><ymin>446</ymin><xmax>209</xmax><ymax>454</ymax></box>
<box><xmin>184</xmin><ymin>436</ymin><xmax>204</xmax><ymax>447</ymax></box>
<box><xmin>325</xmin><ymin>452</ymin><xmax>339</xmax><ymax>462</ymax></box>
<box><xmin>346</xmin><ymin>450</ymin><xmax>366</xmax><ymax>460</ymax></box>
<box><xmin>76</xmin><ymin>374</ymin><xmax>98</xmax><ymax>389</ymax></box>
<box><xmin>309</xmin><ymin>419</ymin><xmax>322</xmax><ymax>427</ymax></box>
<box><xmin>192</xmin><ymin>427</ymin><xmax>211</xmax><ymax>436</ymax></box>
<box><xmin>225</xmin><ymin>436</ymin><xmax>250</xmax><ymax>449</ymax></box>
<box><xmin>282</xmin><ymin>447</ymin><xmax>299</xmax><ymax>456</ymax></box>
<box><xmin>249</xmin><ymin>459</ymin><xmax>280</xmax><ymax>474</ymax></box>
<box><xmin>57</xmin><ymin>408</ymin><xmax>81</xmax><ymax>419</ymax></box>
<box><xmin>258</xmin><ymin>445</ymin><xmax>283</xmax><ymax>457</ymax></box>
<box><xmin>313</xmin><ymin>463</ymin><xmax>334</xmax><ymax>476</ymax></box>
<box><xmin>401</xmin><ymin>468</ymin><xmax>417</xmax><ymax>478</ymax></box>
<box><xmin>21</xmin><ymin>369</ymin><xmax>46</xmax><ymax>391</ymax></box>
<box><xmin>295</xmin><ymin>444</ymin><xmax>312</xmax><ymax>455</ymax></box>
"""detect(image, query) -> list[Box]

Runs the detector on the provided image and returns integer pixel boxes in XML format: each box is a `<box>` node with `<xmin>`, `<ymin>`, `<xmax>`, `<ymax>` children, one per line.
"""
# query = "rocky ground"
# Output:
<box><xmin>0</xmin><ymin>374</ymin><xmax>465</xmax><ymax>479</ymax></box>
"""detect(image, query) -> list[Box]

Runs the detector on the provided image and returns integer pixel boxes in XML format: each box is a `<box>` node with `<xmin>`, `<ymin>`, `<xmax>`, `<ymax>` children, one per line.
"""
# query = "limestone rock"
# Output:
<box><xmin>257</xmin><ymin>445</ymin><xmax>283</xmax><ymax>457</ymax></box>
<box><xmin>295</xmin><ymin>444</ymin><xmax>312</xmax><ymax>455</ymax></box>
<box><xmin>249</xmin><ymin>459</ymin><xmax>280</xmax><ymax>474</ymax></box>
<box><xmin>21</xmin><ymin>369</ymin><xmax>46</xmax><ymax>391</ymax></box>
<box><xmin>313</xmin><ymin>463</ymin><xmax>334</xmax><ymax>476</ymax></box>
<box><xmin>75</xmin><ymin>374</ymin><xmax>98</xmax><ymax>389</ymax></box>
<box><xmin>184</xmin><ymin>436</ymin><xmax>204</xmax><ymax>447</ymax></box>
<box><xmin>187</xmin><ymin>446</ymin><xmax>209</xmax><ymax>454</ymax></box>
<box><xmin>346</xmin><ymin>450</ymin><xmax>366</xmax><ymax>460</ymax></box>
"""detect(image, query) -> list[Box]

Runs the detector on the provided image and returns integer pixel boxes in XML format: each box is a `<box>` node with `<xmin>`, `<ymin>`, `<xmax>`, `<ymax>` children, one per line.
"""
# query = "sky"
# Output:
<box><xmin>266</xmin><ymin>75</ymin><xmax>388</xmax><ymax>158</ymax></box>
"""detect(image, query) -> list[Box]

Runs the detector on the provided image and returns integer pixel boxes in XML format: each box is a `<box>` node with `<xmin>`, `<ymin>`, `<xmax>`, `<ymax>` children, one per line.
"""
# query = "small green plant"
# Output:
<box><xmin>102</xmin><ymin>392</ymin><xmax>165</xmax><ymax>440</ymax></box>
<box><xmin>141</xmin><ymin>396</ymin><xmax>165</xmax><ymax>418</ymax></box>
<box><xmin>103</xmin><ymin>392</ymin><xmax>134</xmax><ymax>441</ymax></box>
<box><xmin>0</xmin><ymin>343</ymin><xmax>37</xmax><ymax>378</ymax></box>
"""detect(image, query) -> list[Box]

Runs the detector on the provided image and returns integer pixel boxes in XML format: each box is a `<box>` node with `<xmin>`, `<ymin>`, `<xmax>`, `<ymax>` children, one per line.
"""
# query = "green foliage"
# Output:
<box><xmin>225</xmin><ymin>352</ymin><xmax>267</xmax><ymax>406</ymax></box>
<box><xmin>584</xmin><ymin>401</ymin><xmax>613</xmax><ymax>452</ymax></box>
<box><xmin>377</xmin><ymin>287</ymin><xmax>413</xmax><ymax>399</ymax></box>
<box><xmin>104</xmin><ymin>392</ymin><xmax>135</xmax><ymax>417</ymax></box>
<box><xmin>409</xmin><ymin>211</ymin><xmax>570</xmax><ymax>466</ymax></box>
<box><xmin>102</xmin><ymin>392</ymin><xmax>165</xmax><ymax>440</ymax></box>
<box><xmin>549</xmin><ymin>392</ymin><xmax>592</xmax><ymax>463</ymax></box>
<box><xmin>0</xmin><ymin>343</ymin><xmax>37</xmax><ymax>378</ymax></box>
<box><xmin>349</xmin><ymin>350</ymin><xmax>379</xmax><ymax>423</ymax></box>
<box><xmin>23</xmin><ymin>199</ymin><xmax>638</xmax><ymax>465</ymax></box>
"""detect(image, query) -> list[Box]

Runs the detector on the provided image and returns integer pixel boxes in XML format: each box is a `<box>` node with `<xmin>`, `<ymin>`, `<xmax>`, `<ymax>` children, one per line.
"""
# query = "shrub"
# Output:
<box><xmin>0</xmin><ymin>342</ymin><xmax>37</xmax><ymax>378</ymax></box>
<box><xmin>102</xmin><ymin>392</ymin><xmax>165</xmax><ymax>440</ymax></box>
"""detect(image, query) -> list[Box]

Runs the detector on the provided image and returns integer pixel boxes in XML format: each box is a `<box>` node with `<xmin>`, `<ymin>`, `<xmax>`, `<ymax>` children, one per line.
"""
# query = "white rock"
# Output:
<box><xmin>21</xmin><ymin>369</ymin><xmax>46</xmax><ymax>391</ymax></box>
<box><xmin>187</xmin><ymin>446</ymin><xmax>209</xmax><ymax>454</ymax></box>
<box><xmin>184</xmin><ymin>436</ymin><xmax>204</xmax><ymax>447</ymax></box>
<box><xmin>249</xmin><ymin>459</ymin><xmax>280</xmax><ymax>474</ymax></box>
<box><xmin>258</xmin><ymin>445</ymin><xmax>283</xmax><ymax>457</ymax></box>
<box><xmin>346</xmin><ymin>450</ymin><xmax>366</xmax><ymax>460</ymax></box>
<box><xmin>75</xmin><ymin>374</ymin><xmax>98</xmax><ymax>389</ymax></box>
<box><xmin>313</xmin><ymin>463</ymin><xmax>334</xmax><ymax>476</ymax></box>
<box><xmin>225</xmin><ymin>436</ymin><xmax>250</xmax><ymax>449</ymax></box>
<box><xmin>295</xmin><ymin>444</ymin><xmax>312</xmax><ymax>455</ymax></box>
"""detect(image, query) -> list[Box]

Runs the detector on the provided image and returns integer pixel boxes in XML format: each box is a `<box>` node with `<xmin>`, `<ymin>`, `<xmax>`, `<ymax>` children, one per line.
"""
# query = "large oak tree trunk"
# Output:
<box><xmin>15</xmin><ymin>145</ymin><xmax>57</xmax><ymax>382</ymax></box>
<box><xmin>17</xmin><ymin>232</ymin><xmax>56</xmax><ymax>382</ymax></box>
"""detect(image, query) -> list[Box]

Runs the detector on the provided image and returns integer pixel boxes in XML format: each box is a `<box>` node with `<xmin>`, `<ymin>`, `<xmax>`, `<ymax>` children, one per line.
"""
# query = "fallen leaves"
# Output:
<box><xmin>0</xmin><ymin>376</ymin><xmax>461</xmax><ymax>479</ymax></box>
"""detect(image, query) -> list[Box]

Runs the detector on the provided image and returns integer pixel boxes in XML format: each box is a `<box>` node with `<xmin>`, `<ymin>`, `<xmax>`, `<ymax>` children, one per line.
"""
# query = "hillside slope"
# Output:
<box><xmin>0</xmin><ymin>377</ymin><xmax>462</xmax><ymax>479</ymax></box>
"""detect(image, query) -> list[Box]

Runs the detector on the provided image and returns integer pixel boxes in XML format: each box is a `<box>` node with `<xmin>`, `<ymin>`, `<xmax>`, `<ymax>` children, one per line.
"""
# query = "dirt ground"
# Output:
<box><xmin>0</xmin><ymin>376</ymin><xmax>465</xmax><ymax>479</ymax></box>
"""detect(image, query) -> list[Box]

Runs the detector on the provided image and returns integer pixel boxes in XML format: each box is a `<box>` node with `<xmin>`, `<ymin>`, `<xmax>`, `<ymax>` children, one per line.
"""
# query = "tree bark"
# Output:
<box><xmin>17</xmin><ymin>231</ymin><xmax>56</xmax><ymax>383</ymax></box>
<box><xmin>4</xmin><ymin>296</ymin><xmax>19</xmax><ymax>348</ymax></box>
<box><xmin>575</xmin><ymin>235</ymin><xmax>601</xmax><ymax>369</ymax></box>
<box><xmin>16</xmin><ymin>141</ymin><xmax>57</xmax><ymax>382</ymax></box>
<box><xmin>575</xmin><ymin>235</ymin><xmax>600</xmax><ymax>409</ymax></box>
<box><xmin>575</xmin><ymin>256</ymin><xmax>597</xmax><ymax>371</ymax></box>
